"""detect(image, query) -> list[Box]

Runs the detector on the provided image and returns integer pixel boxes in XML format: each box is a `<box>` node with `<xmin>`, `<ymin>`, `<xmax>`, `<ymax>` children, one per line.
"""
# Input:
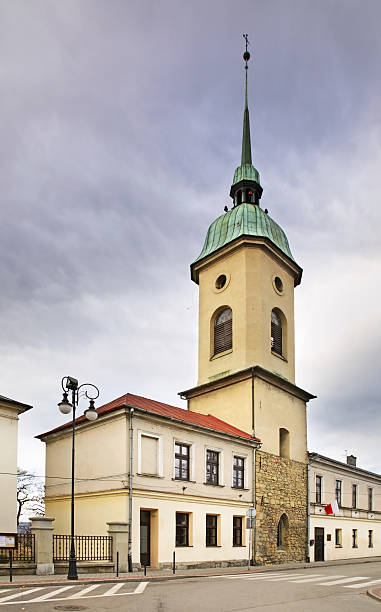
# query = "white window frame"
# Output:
<box><xmin>231</xmin><ymin>451</ymin><xmax>249</xmax><ymax>489</ymax></box>
<box><xmin>173</xmin><ymin>438</ymin><xmax>195</xmax><ymax>480</ymax></box>
<box><xmin>137</xmin><ymin>430</ymin><xmax>163</xmax><ymax>477</ymax></box>
<box><xmin>204</xmin><ymin>445</ymin><xmax>224</xmax><ymax>486</ymax></box>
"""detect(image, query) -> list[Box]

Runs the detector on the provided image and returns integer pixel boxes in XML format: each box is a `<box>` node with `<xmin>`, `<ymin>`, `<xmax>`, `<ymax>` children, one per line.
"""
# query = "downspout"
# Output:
<box><xmin>251</xmin><ymin>368</ymin><xmax>256</xmax><ymax>566</ymax></box>
<box><xmin>127</xmin><ymin>407</ymin><xmax>134</xmax><ymax>572</ymax></box>
<box><xmin>306</xmin><ymin>453</ymin><xmax>315</xmax><ymax>563</ymax></box>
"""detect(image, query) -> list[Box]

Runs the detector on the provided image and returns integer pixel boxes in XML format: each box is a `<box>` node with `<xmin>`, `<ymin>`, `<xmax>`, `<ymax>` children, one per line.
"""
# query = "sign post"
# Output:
<box><xmin>246</xmin><ymin>508</ymin><xmax>256</xmax><ymax>569</ymax></box>
<box><xmin>0</xmin><ymin>534</ymin><xmax>18</xmax><ymax>583</ymax></box>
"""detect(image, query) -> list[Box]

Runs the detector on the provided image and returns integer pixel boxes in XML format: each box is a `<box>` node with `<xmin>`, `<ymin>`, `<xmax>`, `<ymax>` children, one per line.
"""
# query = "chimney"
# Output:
<box><xmin>346</xmin><ymin>455</ymin><xmax>357</xmax><ymax>467</ymax></box>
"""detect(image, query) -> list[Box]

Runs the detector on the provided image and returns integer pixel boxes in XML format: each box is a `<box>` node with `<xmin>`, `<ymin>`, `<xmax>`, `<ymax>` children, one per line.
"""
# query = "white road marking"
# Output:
<box><xmin>264</xmin><ymin>574</ymin><xmax>310</xmax><ymax>581</ymax></box>
<box><xmin>290</xmin><ymin>575</ymin><xmax>344</xmax><ymax>583</ymax></box>
<box><xmin>0</xmin><ymin>581</ymin><xmax>149</xmax><ymax>605</ymax></box>
<box><xmin>246</xmin><ymin>573</ymin><xmax>301</xmax><ymax>581</ymax></box>
<box><xmin>319</xmin><ymin>576</ymin><xmax>369</xmax><ymax>585</ymax></box>
<box><xmin>29</xmin><ymin>585</ymin><xmax>75</xmax><ymax>601</ymax></box>
<box><xmin>344</xmin><ymin>578</ymin><xmax>381</xmax><ymax>589</ymax></box>
<box><xmin>0</xmin><ymin>588</ymin><xmax>43</xmax><ymax>603</ymax></box>
<box><xmin>102</xmin><ymin>582</ymin><xmax>125</xmax><ymax>596</ymax></box>
<box><xmin>67</xmin><ymin>583</ymin><xmax>101</xmax><ymax>598</ymax></box>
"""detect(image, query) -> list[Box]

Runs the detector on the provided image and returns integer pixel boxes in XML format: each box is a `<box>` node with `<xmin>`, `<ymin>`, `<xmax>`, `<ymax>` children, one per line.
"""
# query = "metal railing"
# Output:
<box><xmin>0</xmin><ymin>534</ymin><xmax>35</xmax><ymax>563</ymax></box>
<box><xmin>53</xmin><ymin>535</ymin><xmax>113</xmax><ymax>562</ymax></box>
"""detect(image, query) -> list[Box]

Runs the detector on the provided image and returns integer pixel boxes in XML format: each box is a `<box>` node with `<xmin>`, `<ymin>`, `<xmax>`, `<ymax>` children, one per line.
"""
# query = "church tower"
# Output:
<box><xmin>181</xmin><ymin>39</ymin><xmax>315</xmax><ymax>564</ymax></box>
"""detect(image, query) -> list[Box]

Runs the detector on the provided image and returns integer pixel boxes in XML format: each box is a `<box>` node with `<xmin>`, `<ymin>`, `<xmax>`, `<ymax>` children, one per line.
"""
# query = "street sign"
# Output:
<box><xmin>246</xmin><ymin>507</ymin><xmax>256</xmax><ymax>519</ymax></box>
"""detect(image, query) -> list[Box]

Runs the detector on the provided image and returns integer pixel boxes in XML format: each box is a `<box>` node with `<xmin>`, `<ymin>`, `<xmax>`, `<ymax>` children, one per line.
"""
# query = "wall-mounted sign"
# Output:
<box><xmin>0</xmin><ymin>534</ymin><xmax>17</xmax><ymax>549</ymax></box>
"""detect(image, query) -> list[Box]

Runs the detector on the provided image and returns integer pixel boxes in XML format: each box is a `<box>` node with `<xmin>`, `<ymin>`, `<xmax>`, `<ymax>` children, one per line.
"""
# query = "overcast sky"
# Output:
<box><xmin>1</xmin><ymin>0</ymin><xmax>380</xmax><ymax>480</ymax></box>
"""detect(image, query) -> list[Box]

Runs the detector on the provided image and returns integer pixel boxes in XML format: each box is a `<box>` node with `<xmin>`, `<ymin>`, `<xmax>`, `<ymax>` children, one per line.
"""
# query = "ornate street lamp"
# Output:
<box><xmin>58</xmin><ymin>376</ymin><xmax>100</xmax><ymax>580</ymax></box>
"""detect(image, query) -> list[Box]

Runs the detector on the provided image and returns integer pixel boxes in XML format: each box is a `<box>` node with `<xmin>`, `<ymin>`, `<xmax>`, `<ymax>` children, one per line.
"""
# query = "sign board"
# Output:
<box><xmin>246</xmin><ymin>517</ymin><xmax>255</xmax><ymax>530</ymax></box>
<box><xmin>246</xmin><ymin>507</ymin><xmax>256</xmax><ymax>519</ymax></box>
<box><xmin>0</xmin><ymin>534</ymin><xmax>17</xmax><ymax>549</ymax></box>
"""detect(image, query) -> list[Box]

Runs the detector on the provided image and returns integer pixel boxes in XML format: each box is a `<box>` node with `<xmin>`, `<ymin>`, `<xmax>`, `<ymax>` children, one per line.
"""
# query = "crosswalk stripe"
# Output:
<box><xmin>264</xmin><ymin>574</ymin><xmax>309</xmax><ymax>581</ymax></box>
<box><xmin>67</xmin><ymin>584</ymin><xmax>101</xmax><ymax>598</ymax></box>
<box><xmin>344</xmin><ymin>578</ymin><xmax>381</xmax><ymax>589</ymax></box>
<box><xmin>102</xmin><ymin>582</ymin><xmax>125</xmax><ymax>596</ymax></box>
<box><xmin>0</xmin><ymin>588</ymin><xmax>43</xmax><ymax>603</ymax></box>
<box><xmin>246</xmin><ymin>573</ymin><xmax>302</xmax><ymax>581</ymax></box>
<box><xmin>134</xmin><ymin>582</ymin><xmax>148</xmax><ymax>594</ymax></box>
<box><xmin>29</xmin><ymin>585</ymin><xmax>75</xmax><ymax>601</ymax></box>
<box><xmin>290</xmin><ymin>575</ymin><xmax>344</xmax><ymax>583</ymax></box>
<box><xmin>319</xmin><ymin>576</ymin><xmax>368</xmax><ymax>586</ymax></box>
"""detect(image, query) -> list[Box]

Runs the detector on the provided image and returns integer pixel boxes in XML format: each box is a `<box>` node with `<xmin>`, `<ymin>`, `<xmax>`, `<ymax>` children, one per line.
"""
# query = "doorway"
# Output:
<box><xmin>314</xmin><ymin>527</ymin><xmax>324</xmax><ymax>562</ymax></box>
<box><xmin>140</xmin><ymin>510</ymin><xmax>151</xmax><ymax>567</ymax></box>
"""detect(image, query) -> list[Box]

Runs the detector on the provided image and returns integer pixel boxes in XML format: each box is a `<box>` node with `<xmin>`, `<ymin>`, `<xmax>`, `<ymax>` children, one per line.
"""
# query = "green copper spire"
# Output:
<box><xmin>230</xmin><ymin>35</ymin><xmax>262</xmax><ymax>205</ymax></box>
<box><xmin>241</xmin><ymin>35</ymin><xmax>252</xmax><ymax>165</ymax></box>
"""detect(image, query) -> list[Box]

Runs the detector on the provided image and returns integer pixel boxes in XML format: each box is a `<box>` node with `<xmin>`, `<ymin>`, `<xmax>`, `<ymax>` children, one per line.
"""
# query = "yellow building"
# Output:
<box><xmin>39</xmin><ymin>47</ymin><xmax>317</xmax><ymax>569</ymax></box>
<box><xmin>181</xmin><ymin>48</ymin><xmax>315</xmax><ymax>564</ymax></box>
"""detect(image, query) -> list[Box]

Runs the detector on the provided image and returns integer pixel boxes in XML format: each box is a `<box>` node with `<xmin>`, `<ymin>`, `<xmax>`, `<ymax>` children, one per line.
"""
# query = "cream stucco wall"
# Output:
<box><xmin>195</xmin><ymin>242</ymin><xmax>296</xmax><ymax>386</ymax></box>
<box><xmin>0</xmin><ymin>407</ymin><xmax>19</xmax><ymax>533</ymax></box>
<box><xmin>309</xmin><ymin>457</ymin><xmax>381</xmax><ymax>560</ymax></box>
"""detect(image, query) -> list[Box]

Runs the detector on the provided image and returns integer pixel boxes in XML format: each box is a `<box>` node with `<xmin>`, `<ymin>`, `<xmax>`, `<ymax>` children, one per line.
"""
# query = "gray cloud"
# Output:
<box><xmin>1</xmin><ymin>0</ymin><xmax>380</xmax><ymax>476</ymax></box>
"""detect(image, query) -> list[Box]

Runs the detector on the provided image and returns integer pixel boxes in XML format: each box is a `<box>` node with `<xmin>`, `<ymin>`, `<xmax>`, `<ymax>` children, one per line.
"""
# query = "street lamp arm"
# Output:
<box><xmin>77</xmin><ymin>383</ymin><xmax>100</xmax><ymax>401</ymax></box>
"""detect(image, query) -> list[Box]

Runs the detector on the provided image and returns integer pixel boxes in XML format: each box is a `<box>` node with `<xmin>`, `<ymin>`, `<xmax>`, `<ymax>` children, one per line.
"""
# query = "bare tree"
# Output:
<box><xmin>17</xmin><ymin>469</ymin><xmax>45</xmax><ymax>525</ymax></box>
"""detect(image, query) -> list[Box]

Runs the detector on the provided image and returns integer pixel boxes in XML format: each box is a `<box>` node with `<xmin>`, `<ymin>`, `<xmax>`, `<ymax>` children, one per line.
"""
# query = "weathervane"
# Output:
<box><xmin>243</xmin><ymin>33</ymin><xmax>250</xmax><ymax>68</ymax></box>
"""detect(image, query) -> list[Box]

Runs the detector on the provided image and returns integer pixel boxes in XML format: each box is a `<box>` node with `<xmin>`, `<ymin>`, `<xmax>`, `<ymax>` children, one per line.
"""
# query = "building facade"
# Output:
<box><xmin>40</xmin><ymin>393</ymin><xmax>260</xmax><ymax>569</ymax></box>
<box><xmin>309</xmin><ymin>453</ymin><xmax>381</xmax><ymax>562</ymax></box>
<box><xmin>0</xmin><ymin>394</ymin><xmax>32</xmax><ymax>533</ymax></box>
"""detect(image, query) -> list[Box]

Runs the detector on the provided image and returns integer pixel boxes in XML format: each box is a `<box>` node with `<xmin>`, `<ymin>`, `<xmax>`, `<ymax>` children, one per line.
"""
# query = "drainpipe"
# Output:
<box><xmin>251</xmin><ymin>368</ymin><xmax>256</xmax><ymax>566</ymax></box>
<box><xmin>127</xmin><ymin>407</ymin><xmax>134</xmax><ymax>572</ymax></box>
<box><xmin>306</xmin><ymin>457</ymin><xmax>311</xmax><ymax>563</ymax></box>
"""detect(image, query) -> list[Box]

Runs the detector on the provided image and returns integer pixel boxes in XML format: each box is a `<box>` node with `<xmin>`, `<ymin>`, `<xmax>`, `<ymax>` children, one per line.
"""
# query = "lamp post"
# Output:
<box><xmin>58</xmin><ymin>376</ymin><xmax>99</xmax><ymax>580</ymax></box>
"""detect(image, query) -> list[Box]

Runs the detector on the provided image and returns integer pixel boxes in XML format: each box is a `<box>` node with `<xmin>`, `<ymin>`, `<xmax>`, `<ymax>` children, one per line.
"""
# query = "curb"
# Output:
<box><xmin>368</xmin><ymin>588</ymin><xmax>381</xmax><ymax>603</ymax></box>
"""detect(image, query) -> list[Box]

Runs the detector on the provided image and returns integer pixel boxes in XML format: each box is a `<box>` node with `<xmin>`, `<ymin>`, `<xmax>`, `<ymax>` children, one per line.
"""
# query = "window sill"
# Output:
<box><xmin>210</xmin><ymin>349</ymin><xmax>233</xmax><ymax>361</ymax></box>
<box><xmin>206</xmin><ymin>545</ymin><xmax>222</xmax><ymax>548</ymax></box>
<box><xmin>335</xmin><ymin>545</ymin><xmax>343</xmax><ymax>548</ymax></box>
<box><xmin>172</xmin><ymin>478</ymin><xmax>196</xmax><ymax>483</ymax></box>
<box><xmin>204</xmin><ymin>483</ymin><xmax>225</xmax><ymax>487</ymax></box>
<box><xmin>175</xmin><ymin>545</ymin><xmax>193</xmax><ymax>548</ymax></box>
<box><xmin>137</xmin><ymin>473</ymin><xmax>164</xmax><ymax>479</ymax></box>
<box><xmin>231</xmin><ymin>487</ymin><xmax>249</xmax><ymax>491</ymax></box>
<box><xmin>271</xmin><ymin>350</ymin><xmax>288</xmax><ymax>362</ymax></box>
<box><xmin>233</xmin><ymin>545</ymin><xmax>245</xmax><ymax>548</ymax></box>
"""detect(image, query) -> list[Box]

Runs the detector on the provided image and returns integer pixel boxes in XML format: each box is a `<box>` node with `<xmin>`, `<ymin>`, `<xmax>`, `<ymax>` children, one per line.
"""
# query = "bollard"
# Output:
<box><xmin>9</xmin><ymin>550</ymin><xmax>13</xmax><ymax>583</ymax></box>
<box><xmin>172</xmin><ymin>551</ymin><xmax>176</xmax><ymax>574</ymax></box>
<box><xmin>144</xmin><ymin>564</ymin><xmax>147</xmax><ymax>576</ymax></box>
<box><xmin>116</xmin><ymin>551</ymin><xmax>119</xmax><ymax>577</ymax></box>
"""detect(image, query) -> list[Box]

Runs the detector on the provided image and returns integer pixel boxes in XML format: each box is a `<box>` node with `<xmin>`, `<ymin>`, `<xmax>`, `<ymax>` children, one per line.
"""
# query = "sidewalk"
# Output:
<box><xmin>0</xmin><ymin>556</ymin><xmax>380</xmax><ymax>589</ymax></box>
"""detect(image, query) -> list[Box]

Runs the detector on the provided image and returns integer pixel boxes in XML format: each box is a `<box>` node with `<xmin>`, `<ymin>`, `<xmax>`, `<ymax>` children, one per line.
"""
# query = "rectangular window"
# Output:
<box><xmin>369</xmin><ymin>530</ymin><xmax>373</xmax><ymax>548</ymax></box>
<box><xmin>233</xmin><ymin>456</ymin><xmax>244</xmax><ymax>489</ymax></box>
<box><xmin>176</xmin><ymin>513</ymin><xmax>189</xmax><ymax>547</ymax></box>
<box><xmin>140</xmin><ymin>435</ymin><xmax>158</xmax><ymax>475</ymax></box>
<box><xmin>368</xmin><ymin>488</ymin><xmax>373</xmax><ymax>511</ymax></box>
<box><xmin>352</xmin><ymin>484</ymin><xmax>357</xmax><ymax>509</ymax></box>
<box><xmin>315</xmin><ymin>475</ymin><xmax>322</xmax><ymax>504</ymax></box>
<box><xmin>352</xmin><ymin>529</ymin><xmax>358</xmax><ymax>548</ymax></box>
<box><xmin>206</xmin><ymin>515</ymin><xmax>218</xmax><ymax>547</ymax></box>
<box><xmin>233</xmin><ymin>516</ymin><xmax>243</xmax><ymax>546</ymax></box>
<box><xmin>335</xmin><ymin>528</ymin><xmax>342</xmax><ymax>547</ymax></box>
<box><xmin>206</xmin><ymin>450</ymin><xmax>219</xmax><ymax>485</ymax></box>
<box><xmin>335</xmin><ymin>480</ymin><xmax>342</xmax><ymax>507</ymax></box>
<box><xmin>175</xmin><ymin>443</ymin><xmax>190</xmax><ymax>481</ymax></box>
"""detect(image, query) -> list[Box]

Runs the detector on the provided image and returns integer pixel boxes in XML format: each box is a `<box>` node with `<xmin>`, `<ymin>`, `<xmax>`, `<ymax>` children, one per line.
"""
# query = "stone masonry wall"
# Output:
<box><xmin>255</xmin><ymin>450</ymin><xmax>308</xmax><ymax>565</ymax></box>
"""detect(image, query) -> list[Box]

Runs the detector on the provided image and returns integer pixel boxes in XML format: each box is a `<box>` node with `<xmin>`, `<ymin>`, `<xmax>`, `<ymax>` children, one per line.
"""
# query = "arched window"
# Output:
<box><xmin>214</xmin><ymin>308</ymin><xmax>232</xmax><ymax>355</ymax></box>
<box><xmin>271</xmin><ymin>309</ymin><xmax>282</xmax><ymax>355</ymax></box>
<box><xmin>277</xmin><ymin>514</ymin><xmax>289</xmax><ymax>549</ymax></box>
<box><xmin>246</xmin><ymin>189</ymin><xmax>253</xmax><ymax>203</ymax></box>
<box><xmin>279</xmin><ymin>428</ymin><xmax>290</xmax><ymax>459</ymax></box>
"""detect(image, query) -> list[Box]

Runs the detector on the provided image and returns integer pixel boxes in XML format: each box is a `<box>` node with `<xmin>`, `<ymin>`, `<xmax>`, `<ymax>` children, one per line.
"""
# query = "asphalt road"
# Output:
<box><xmin>0</xmin><ymin>562</ymin><xmax>380</xmax><ymax>611</ymax></box>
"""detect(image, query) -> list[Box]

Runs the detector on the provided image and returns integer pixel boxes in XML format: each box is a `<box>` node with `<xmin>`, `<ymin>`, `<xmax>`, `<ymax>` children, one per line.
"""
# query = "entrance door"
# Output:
<box><xmin>140</xmin><ymin>510</ymin><xmax>151</xmax><ymax>567</ymax></box>
<box><xmin>314</xmin><ymin>527</ymin><xmax>324</xmax><ymax>562</ymax></box>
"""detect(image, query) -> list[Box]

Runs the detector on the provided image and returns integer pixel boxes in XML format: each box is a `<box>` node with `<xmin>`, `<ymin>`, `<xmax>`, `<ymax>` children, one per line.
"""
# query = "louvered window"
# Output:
<box><xmin>214</xmin><ymin>308</ymin><xmax>232</xmax><ymax>355</ymax></box>
<box><xmin>271</xmin><ymin>309</ymin><xmax>282</xmax><ymax>355</ymax></box>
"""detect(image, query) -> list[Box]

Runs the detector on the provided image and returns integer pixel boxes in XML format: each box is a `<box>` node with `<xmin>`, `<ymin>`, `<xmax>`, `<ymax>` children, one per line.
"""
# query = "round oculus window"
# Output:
<box><xmin>274</xmin><ymin>276</ymin><xmax>283</xmax><ymax>293</ymax></box>
<box><xmin>215</xmin><ymin>274</ymin><xmax>227</xmax><ymax>290</ymax></box>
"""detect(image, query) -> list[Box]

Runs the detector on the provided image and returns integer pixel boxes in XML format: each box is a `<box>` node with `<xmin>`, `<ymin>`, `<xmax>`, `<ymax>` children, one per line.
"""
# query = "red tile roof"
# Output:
<box><xmin>37</xmin><ymin>392</ymin><xmax>260</xmax><ymax>442</ymax></box>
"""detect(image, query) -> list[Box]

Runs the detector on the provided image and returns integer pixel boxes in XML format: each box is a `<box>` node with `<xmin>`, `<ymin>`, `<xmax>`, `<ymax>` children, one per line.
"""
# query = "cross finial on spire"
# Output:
<box><xmin>241</xmin><ymin>34</ymin><xmax>252</xmax><ymax>165</ymax></box>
